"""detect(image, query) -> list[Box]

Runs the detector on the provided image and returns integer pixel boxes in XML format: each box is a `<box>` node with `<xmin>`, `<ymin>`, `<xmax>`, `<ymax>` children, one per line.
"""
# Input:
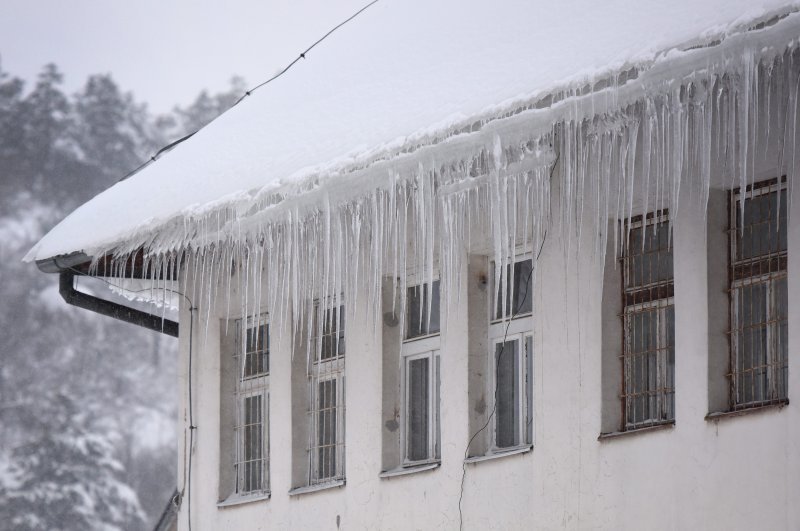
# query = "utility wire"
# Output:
<box><xmin>65</xmin><ymin>266</ymin><xmax>197</xmax><ymax>530</ymax></box>
<box><xmin>119</xmin><ymin>0</ymin><xmax>381</xmax><ymax>183</ymax></box>
<box><xmin>107</xmin><ymin>3</ymin><xmax>382</xmax><ymax>528</ymax></box>
<box><xmin>457</xmin><ymin>149</ymin><xmax>559</xmax><ymax>531</ymax></box>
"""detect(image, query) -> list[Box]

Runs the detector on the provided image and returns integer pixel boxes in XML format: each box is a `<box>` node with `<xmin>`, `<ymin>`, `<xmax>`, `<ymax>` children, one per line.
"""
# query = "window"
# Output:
<box><xmin>402</xmin><ymin>281</ymin><xmax>441</xmax><ymax>465</ymax></box>
<box><xmin>309</xmin><ymin>302</ymin><xmax>345</xmax><ymax>484</ymax></box>
<box><xmin>234</xmin><ymin>316</ymin><xmax>269</xmax><ymax>495</ymax></box>
<box><xmin>730</xmin><ymin>178</ymin><xmax>788</xmax><ymax>408</ymax></box>
<box><xmin>489</xmin><ymin>257</ymin><xmax>534</xmax><ymax>451</ymax></box>
<box><xmin>620</xmin><ymin>212</ymin><xmax>675</xmax><ymax>429</ymax></box>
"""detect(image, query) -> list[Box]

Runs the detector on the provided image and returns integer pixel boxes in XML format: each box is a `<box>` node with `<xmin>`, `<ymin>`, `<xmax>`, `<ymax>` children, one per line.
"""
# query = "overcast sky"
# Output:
<box><xmin>1</xmin><ymin>0</ymin><xmax>367</xmax><ymax>113</ymax></box>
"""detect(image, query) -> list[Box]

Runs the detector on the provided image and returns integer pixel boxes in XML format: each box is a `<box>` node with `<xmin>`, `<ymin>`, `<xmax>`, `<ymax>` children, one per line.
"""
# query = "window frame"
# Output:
<box><xmin>487</xmin><ymin>253</ymin><xmax>535</xmax><ymax>453</ymax></box>
<box><xmin>233</xmin><ymin>314</ymin><xmax>270</xmax><ymax>497</ymax></box>
<box><xmin>308</xmin><ymin>300</ymin><xmax>346</xmax><ymax>485</ymax></box>
<box><xmin>400</xmin><ymin>271</ymin><xmax>442</xmax><ymax>468</ymax></box>
<box><xmin>404</xmin><ymin>278</ymin><xmax>442</xmax><ymax>341</ymax></box>
<box><xmin>729</xmin><ymin>178</ymin><xmax>789</xmax><ymax>410</ymax></box>
<box><xmin>619</xmin><ymin>211</ymin><xmax>676</xmax><ymax>430</ymax></box>
<box><xmin>401</xmin><ymin>279</ymin><xmax>442</xmax><ymax>467</ymax></box>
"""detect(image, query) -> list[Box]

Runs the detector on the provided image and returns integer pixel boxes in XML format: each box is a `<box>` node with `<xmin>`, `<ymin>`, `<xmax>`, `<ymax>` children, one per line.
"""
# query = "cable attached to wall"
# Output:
<box><xmin>120</xmin><ymin>0</ymin><xmax>381</xmax><ymax>182</ymax></box>
<box><xmin>185</xmin><ymin>305</ymin><xmax>197</xmax><ymax>531</ymax></box>
<box><xmin>457</xmin><ymin>148</ymin><xmax>559</xmax><ymax>531</ymax></box>
<box><xmin>64</xmin><ymin>266</ymin><xmax>197</xmax><ymax>530</ymax></box>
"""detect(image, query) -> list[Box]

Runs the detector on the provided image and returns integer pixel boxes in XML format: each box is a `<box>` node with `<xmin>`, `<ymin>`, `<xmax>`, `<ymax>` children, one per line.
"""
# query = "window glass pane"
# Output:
<box><xmin>622</xmin><ymin>215</ymin><xmax>674</xmax><ymax>429</ymax></box>
<box><xmin>624</xmin><ymin>304</ymin><xmax>674</xmax><ymax>427</ymax></box>
<box><xmin>736</xmin><ymin>283</ymin><xmax>769</xmax><ymax>404</ymax></box>
<box><xmin>495</xmin><ymin>259</ymin><xmax>533</xmax><ymax>320</ymax></box>
<box><xmin>406</xmin><ymin>280</ymin><xmax>441</xmax><ymax>339</ymax></box>
<box><xmin>434</xmin><ymin>355</ymin><xmax>441</xmax><ymax>459</ymax></box>
<box><xmin>525</xmin><ymin>336</ymin><xmax>533</xmax><ymax>445</ymax></box>
<box><xmin>244</xmin><ymin>323</ymin><xmax>269</xmax><ymax>377</ymax></box>
<box><xmin>317</xmin><ymin>379</ymin><xmax>337</xmax><ymax>479</ymax></box>
<box><xmin>406</xmin><ymin>357</ymin><xmax>430</xmax><ymax>461</ymax></box>
<box><xmin>736</xmin><ymin>188</ymin><xmax>787</xmax><ymax>260</ymax></box>
<box><xmin>495</xmin><ymin>340</ymin><xmax>520</xmax><ymax>448</ymax></box>
<box><xmin>625</xmin><ymin>221</ymin><xmax>672</xmax><ymax>289</ymax></box>
<box><xmin>775</xmin><ymin>277</ymin><xmax>789</xmax><ymax>398</ymax></box>
<box><xmin>242</xmin><ymin>395</ymin><xmax>263</xmax><ymax>492</ymax></box>
<box><xmin>664</xmin><ymin>306</ymin><xmax>675</xmax><ymax>421</ymax></box>
<box><xmin>731</xmin><ymin>184</ymin><xmax>788</xmax><ymax>407</ymax></box>
<box><xmin>319</xmin><ymin>305</ymin><xmax>345</xmax><ymax>360</ymax></box>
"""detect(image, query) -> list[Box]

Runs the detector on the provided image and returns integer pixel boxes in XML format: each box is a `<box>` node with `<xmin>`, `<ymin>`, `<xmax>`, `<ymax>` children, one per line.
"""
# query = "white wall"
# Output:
<box><xmin>172</xmin><ymin>121</ymin><xmax>799</xmax><ymax>531</ymax></box>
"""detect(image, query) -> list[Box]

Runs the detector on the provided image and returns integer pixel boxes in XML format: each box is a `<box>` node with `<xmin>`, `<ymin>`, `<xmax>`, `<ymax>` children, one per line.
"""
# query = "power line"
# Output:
<box><xmin>120</xmin><ymin>0</ymin><xmax>381</xmax><ymax>183</ymax></box>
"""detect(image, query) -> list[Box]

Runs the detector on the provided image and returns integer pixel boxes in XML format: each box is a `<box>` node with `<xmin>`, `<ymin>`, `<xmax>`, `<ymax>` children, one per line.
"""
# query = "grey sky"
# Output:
<box><xmin>1</xmin><ymin>0</ymin><xmax>367</xmax><ymax>113</ymax></box>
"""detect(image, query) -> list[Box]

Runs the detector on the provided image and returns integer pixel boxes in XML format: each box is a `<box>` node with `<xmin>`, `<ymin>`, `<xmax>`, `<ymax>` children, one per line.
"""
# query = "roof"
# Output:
<box><xmin>27</xmin><ymin>0</ymin><xmax>800</xmax><ymax>263</ymax></box>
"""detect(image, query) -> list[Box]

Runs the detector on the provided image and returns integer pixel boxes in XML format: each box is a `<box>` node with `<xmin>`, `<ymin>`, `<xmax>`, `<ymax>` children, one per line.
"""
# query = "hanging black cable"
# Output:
<box><xmin>186</xmin><ymin>305</ymin><xmax>196</xmax><ymax>531</ymax></box>
<box><xmin>457</xmin><ymin>148</ymin><xmax>559</xmax><ymax>531</ymax></box>
<box><xmin>120</xmin><ymin>0</ymin><xmax>381</xmax><ymax>182</ymax></box>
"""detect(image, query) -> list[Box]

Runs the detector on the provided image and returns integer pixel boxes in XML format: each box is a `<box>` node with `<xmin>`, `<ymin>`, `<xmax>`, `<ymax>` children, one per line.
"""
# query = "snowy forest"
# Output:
<box><xmin>0</xmin><ymin>61</ymin><xmax>244</xmax><ymax>530</ymax></box>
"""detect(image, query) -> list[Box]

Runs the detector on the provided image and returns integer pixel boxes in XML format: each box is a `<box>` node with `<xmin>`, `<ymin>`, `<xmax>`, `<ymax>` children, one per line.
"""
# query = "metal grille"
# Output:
<box><xmin>309</xmin><ymin>303</ymin><xmax>345</xmax><ymax>484</ymax></box>
<box><xmin>730</xmin><ymin>178</ymin><xmax>788</xmax><ymax>408</ymax></box>
<box><xmin>234</xmin><ymin>316</ymin><xmax>269</xmax><ymax>494</ymax></box>
<box><xmin>621</xmin><ymin>213</ymin><xmax>675</xmax><ymax>429</ymax></box>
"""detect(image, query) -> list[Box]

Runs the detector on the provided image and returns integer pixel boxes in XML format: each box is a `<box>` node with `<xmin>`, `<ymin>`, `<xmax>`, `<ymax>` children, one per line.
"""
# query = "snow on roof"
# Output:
<box><xmin>28</xmin><ymin>0</ymin><xmax>800</xmax><ymax>262</ymax></box>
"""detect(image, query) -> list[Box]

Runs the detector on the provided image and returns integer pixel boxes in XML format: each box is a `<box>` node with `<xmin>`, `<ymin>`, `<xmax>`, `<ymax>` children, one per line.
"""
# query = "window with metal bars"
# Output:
<box><xmin>309</xmin><ymin>302</ymin><xmax>345</xmax><ymax>484</ymax></box>
<box><xmin>489</xmin><ymin>256</ymin><xmax>534</xmax><ymax>451</ymax></box>
<box><xmin>402</xmin><ymin>281</ymin><xmax>441</xmax><ymax>465</ymax></box>
<box><xmin>620</xmin><ymin>212</ymin><xmax>675</xmax><ymax>429</ymax></box>
<box><xmin>729</xmin><ymin>178</ymin><xmax>788</xmax><ymax>409</ymax></box>
<box><xmin>234</xmin><ymin>316</ymin><xmax>269</xmax><ymax>495</ymax></box>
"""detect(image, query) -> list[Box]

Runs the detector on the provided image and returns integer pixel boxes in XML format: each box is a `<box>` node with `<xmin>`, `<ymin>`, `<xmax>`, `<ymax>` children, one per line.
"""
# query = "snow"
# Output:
<box><xmin>27</xmin><ymin>0</ymin><xmax>800</xmax><ymax>262</ymax></box>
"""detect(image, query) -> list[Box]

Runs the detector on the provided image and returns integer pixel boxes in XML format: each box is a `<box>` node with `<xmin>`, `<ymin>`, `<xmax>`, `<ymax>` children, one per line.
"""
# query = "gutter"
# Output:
<box><xmin>59</xmin><ymin>271</ymin><xmax>179</xmax><ymax>337</ymax></box>
<box><xmin>40</xmin><ymin>252</ymin><xmax>180</xmax><ymax>337</ymax></box>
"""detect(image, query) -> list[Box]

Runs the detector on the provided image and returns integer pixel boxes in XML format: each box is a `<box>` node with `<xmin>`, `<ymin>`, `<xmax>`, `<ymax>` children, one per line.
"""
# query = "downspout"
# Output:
<box><xmin>59</xmin><ymin>270</ymin><xmax>179</xmax><ymax>337</ymax></box>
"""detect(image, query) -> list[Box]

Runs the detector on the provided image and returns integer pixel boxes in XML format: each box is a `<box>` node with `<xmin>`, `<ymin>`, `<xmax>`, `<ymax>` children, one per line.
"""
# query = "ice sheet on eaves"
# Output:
<box><xmin>27</xmin><ymin>0</ymin><xmax>800</xmax><ymax>262</ymax></box>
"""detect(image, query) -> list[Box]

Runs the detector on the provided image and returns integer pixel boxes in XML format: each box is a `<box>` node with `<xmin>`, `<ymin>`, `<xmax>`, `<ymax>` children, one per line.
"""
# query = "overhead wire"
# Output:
<box><xmin>119</xmin><ymin>0</ymin><xmax>381</xmax><ymax>183</ymax></box>
<box><xmin>102</xmin><ymin>3</ymin><xmax>382</xmax><ymax>529</ymax></box>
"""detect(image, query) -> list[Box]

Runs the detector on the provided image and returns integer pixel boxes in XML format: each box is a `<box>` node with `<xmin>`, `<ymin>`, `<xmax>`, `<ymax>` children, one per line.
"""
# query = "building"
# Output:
<box><xmin>29</xmin><ymin>1</ymin><xmax>800</xmax><ymax>529</ymax></box>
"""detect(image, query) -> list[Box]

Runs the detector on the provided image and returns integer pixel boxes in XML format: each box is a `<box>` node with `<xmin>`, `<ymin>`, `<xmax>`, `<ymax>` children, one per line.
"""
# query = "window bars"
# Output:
<box><xmin>489</xmin><ymin>257</ymin><xmax>534</xmax><ymax>450</ymax></box>
<box><xmin>402</xmin><ymin>281</ymin><xmax>441</xmax><ymax>465</ymax></box>
<box><xmin>234</xmin><ymin>316</ymin><xmax>269</xmax><ymax>495</ymax></box>
<box><xmin>309</xmin><ymin>303</ymin><xmax>346</xmax><ymax>484</ymax></box>
<box><xmin>730</xmin><ymin>178</ymin><xmax>788</xmax><ymax>409</ymax></box>
<box><xmin>621</xmin><ymin>213</ymin><xmax>675</xmax><ymax>429</ymax></box>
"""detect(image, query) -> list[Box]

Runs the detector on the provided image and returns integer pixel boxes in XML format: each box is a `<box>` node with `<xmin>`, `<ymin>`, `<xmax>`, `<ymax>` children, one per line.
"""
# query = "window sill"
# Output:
<box><xmin>706</xmin><ymin>399</ymin><xmax>789</xmax><ymax>422</ymax></box>
<box><xmin>217</xmin><ymin>491</ymin><xmax>270</xmax><ymax>508</ymax></box>
<box><xmin>379</xmin><ymin>461</ymin><xmax>440</xmax><ymax>478</ymax></box>
<box><xmin>464</xmin><ymin>444</ymin><xmax>532</xmax><ymax>464</ymax></box>
<box><xmin>598</xmin><ymin>421</ymin><xmax>674</xmax><ymax>441</ymax></box>
<box><xmin>288</xmin><ymin>479</ymin><xmax>345</xmax><ymax>497</ymax></box>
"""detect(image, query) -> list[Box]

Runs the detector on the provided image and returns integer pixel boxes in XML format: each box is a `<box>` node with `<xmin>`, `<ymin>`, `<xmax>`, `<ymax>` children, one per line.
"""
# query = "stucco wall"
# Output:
<box><xmin>172</xmin><ymin>121</ymin><xmax>799</xmax><ymax>530</ymax></box>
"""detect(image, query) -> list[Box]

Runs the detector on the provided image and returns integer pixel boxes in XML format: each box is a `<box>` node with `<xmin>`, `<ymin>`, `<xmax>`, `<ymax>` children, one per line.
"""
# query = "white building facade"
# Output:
<box><xmin>172</xmin><ymin>37</ymin><xmax>800</xmax><ymax>531</ymax></box>
<box><xmin>28</xmin><ymin>3</ymin><xmax>800</xmax><ymax>530</ymax></box>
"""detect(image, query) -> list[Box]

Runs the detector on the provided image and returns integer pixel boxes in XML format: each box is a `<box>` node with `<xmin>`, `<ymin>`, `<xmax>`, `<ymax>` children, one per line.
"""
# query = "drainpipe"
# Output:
<box><xmin>59</xmin><ymin>270</ymin><xmax>179</xmax><ymax>337</ymax></box>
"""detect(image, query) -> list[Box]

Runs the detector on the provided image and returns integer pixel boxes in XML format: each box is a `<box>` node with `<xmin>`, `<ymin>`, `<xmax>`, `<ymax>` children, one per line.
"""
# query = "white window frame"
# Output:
<box><xmin>401</xmin><ymin>324</ymin><xmax>441</xmax><ymax>466</ymax></box>
<box><xmin>308</xmin><ymin>300</ymin><xmax>346</xmax><ymax>485</ymax></box>
<box><xmin>488</xmin><ymin>253</ymin><xmax>534</xmax><ymax>453</ymax></box>
<box><xmin>234</xmin><ymin>314</ymin><xmax>269</xmax><ymax>496</ymax></box>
